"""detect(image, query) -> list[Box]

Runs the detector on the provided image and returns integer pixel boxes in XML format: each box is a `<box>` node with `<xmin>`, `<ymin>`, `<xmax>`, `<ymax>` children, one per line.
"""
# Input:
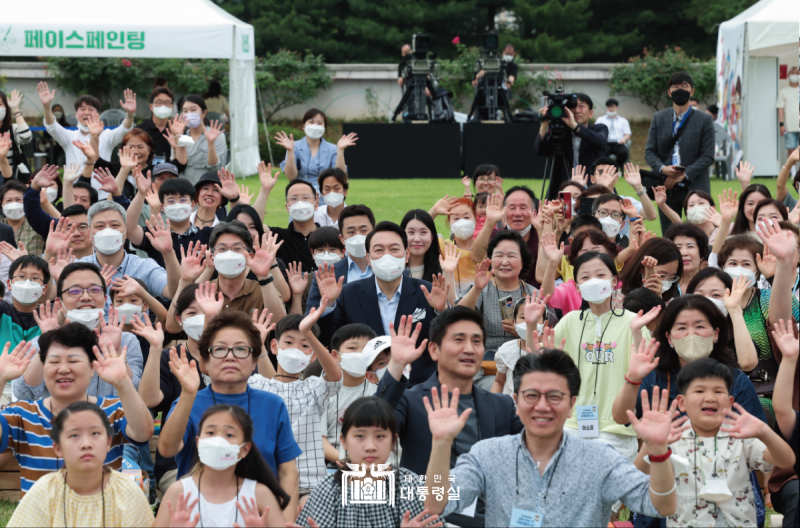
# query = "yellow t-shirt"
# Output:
<box><xmin>439</xmin><ymin>238</ymin><xmax>476</xmax><ymax>299</ymax></box>
<box><xmin>558</xmin><ymin>255</ymin><xmax>624</xmax><ymax>283</ymax></box>
<box><xmin>7</xmin><ymin>470</ymin><xmax>154</xmax><ymax>527</ymax></box>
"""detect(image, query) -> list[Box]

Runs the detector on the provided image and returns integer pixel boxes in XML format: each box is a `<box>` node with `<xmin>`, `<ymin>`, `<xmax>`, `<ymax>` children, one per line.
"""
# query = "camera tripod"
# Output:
<box><xmin>468</xmin><ymin>72</ymin><xmax>511</xmax><ymax>122</ymax></box>
<box><xmin>540</xmin><ymin>152</ymin><xmax>573</xmax><ymax>201</ymax></box>
<box><xmin>393</xmin><ymin>73</ymin><xmax>435</xmax><ymax>122</ymax></box>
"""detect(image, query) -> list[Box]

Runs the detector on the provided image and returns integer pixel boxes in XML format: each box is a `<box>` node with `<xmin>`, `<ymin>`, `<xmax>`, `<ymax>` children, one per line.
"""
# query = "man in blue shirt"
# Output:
<box><xmin>158</xmin><ymin>310</ymin><xmax>302</xmax><ymax>519</ymax></box>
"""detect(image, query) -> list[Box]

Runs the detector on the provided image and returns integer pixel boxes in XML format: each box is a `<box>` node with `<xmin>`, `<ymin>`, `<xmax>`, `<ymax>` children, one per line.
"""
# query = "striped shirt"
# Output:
<box><xmin>0</xmin><ymin>397</ymin><xmax>146</xmax><ymax>496</ymax></box>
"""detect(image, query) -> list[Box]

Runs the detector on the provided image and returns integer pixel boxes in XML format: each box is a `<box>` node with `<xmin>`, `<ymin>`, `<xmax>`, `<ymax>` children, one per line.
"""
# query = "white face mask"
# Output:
<box><xmin>606</xmin><ymin>111</ymin><xmax>617</xmax><ymax>118</ymax></box>
<box><xmin>661</xmin><ymin>279</ymin><xmax>675</xmax><ymax>293</ymax></box>
<box><xmin>93</xmin><ymin>228</ymin><xmax>124</xmax><ymax>255</ymax></box>
<box><xmin>46</xmin><ymin>188</ymin><xmax>59</xmax><ymax>203</ymax></box>
<box><xmin>371</xmin><ymin>254</ymin><xmax>406</xmax><ymax>282</ymax></box>
<box><xmin>699</xmin><ymin>477</ymin><xmax>733</xmax><ymax>503</ymax></box>
<box><xmin>0</xmin><ymin>108</ymin><xmax>5</xmax><ymax>121</ymax></box>
<box><xmin>2</xmin><ymin>203</ymin><xmax>24</xmax><ymax>221</ymax></box>
<box><xmin>340</xmin><ymin>352</ymin><xmax>367</xmax><ymax>377</ymax></box>
<box><xmin>707</xmin><ymin>297</ymin><xmax>728</xmax><ymax>317</ymax></box>
<box><xmin>304</xmin><ymin>124</ymin><xmax>325</xmax><ymax>140</ymax></box>
<box><xmin>598</xmin><ymin>216</ymin><xmax>621</xmax><ymax>237</ymax></box>
<box><xmin>505</xmin><ymin>215</ymin><xmax>532</xmax><ymax>237</ymax></box>
<box><xmin>152</xmin><ymin>105</ymin><xmax>172</xmax><ymax>119</ymax></box>
<box><xmin>197</xmin><ymin>436</ymin><xmax>243</xmax><ymax>471</ymax></box>
<box><xmin>671</xmin><ymin>334</ymin><xmax>714</xmax><ymax>362</ymax></box>
<box><xmin>77</xmin><ymin>122</ymin><xmax>90</xmax><ymax>134</ymax></box>
<box><xmin>11</xmin><ymin>280</ymin><xmax>43</xmax><ymax>305</ymax></box>
<box><xmin>374</xmin><ymin>367</ymin><xmax>387</xmax><ymax>382</ymax></box>
<box><xmin>164</xmin><ymin>203</ymin><xmax>193</xmax><ymax>222</ymax></box>
<box><xmin>177</xmin><ymin>135</ymin><xmax>195</xmax><ymax>148</ymax></box>
<box><xmin>514</xmin><ymin>322</ymin><xmax>528</xmax><ymax>338</ymax></box>
<box><xmin>116</xmin><ymin>303</ymin><xmax>143</xmax><ymax>324</ymax></box>
<box><xmin>288</xmin><ymin>201</ymin><xmax>315</xmax><ymax>222</ymax></box>
<box><xmin>314</xmin><ymin>251</ymin><xmax>342</xmax><ymax>268</ymax></box>
<box><xmin>277</xmin><ymin>347</ymin><xmax>311</xmax><ymax>374</ymax></box>
<box><xmin>184</xmin><ymin>112</ymin><xmax>203</xmax><ymax>129</ymax></box>
<box><xmin>755</xmin><ymin>218</ymin><xmax>774</xmax><ymax>233</ymax></box>
<box><xmin>324</xmin><ymin>192</ymin><xmax>345</xmax><ymax>208</ymax></box>
<box><xmin>65</xmin><ymin>308</ymin><xmax>103</xmax><ymax>330</ymax></box>
<box><xmin>502</xmin><ymin>54</ymin><xmax>514</xmax><ymax>62</ymax></box>
<box><xmin>182</xmin><ymin>314</ymin><xmax>205</xmax><ymax>340</ymax></box>
<box><xmin>451</xmin><ymin>219</ymin><xmax>476</xmax><ymax>240</ymax></box>
<box><xmin>725</xmin><ymin>266</ymin><xmax>756</xmax><ymax>288</ymax></box>
<box><xmin>214</xmin><ymin>251</ymin><xmax>247</xmax><ymax>278</ymax></box>
<box><xmin>345</xmin><ymin>234</ymin><xmax>367</xmax><ymax>259</ymax></box>
<box><xmin>686</xmin><ymin>205</ymin><xmax>709</xmax><ymax>224</ymax></box>
<box><xmin>789</xmin><ymin>74</ymin><xmax>800</xmax><ymax>84</ymax></box>
<box><xmin>578</xmin><ymin>278</ymin><xmax>614</xmax><ymax>304</ymax></box>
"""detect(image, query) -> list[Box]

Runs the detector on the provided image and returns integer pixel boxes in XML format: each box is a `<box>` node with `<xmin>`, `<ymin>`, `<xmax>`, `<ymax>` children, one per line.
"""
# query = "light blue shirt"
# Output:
<box><xmin>77</xmin><ymin>252</ymin><xmax>169</xmax><ymax>315</ymax></box>
<box><xmin>346</xmin><ymin>255</ymin><xmax>373</xmax><ymax>283</ymax></box>
<box><xmin>280</xmin><ymin>137</ymin><xmax>343</xmax><ymax>205</ymax></box>
<box><xmin>376</xmin><ymin>276</ymin><xmax>402</xmax><ymax>335</ymax></box>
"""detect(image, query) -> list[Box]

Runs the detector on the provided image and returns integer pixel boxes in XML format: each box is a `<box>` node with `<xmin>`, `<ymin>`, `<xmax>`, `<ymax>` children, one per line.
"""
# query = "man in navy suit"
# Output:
<box><xmin>375</xmin><ymin>307</ymin><xmax>523</xmax><ymax>527</ymax></box>
<box><xmin>316</xmin><ymin>221</ymin><xmax>449</xmax><ymax>385</ymax></box>
<box><xmin>534</xmin><ymin>92</ymin><xmax>608</xmax><ymax>200</ymax></box>
<box><xmin>306</xmin><ymin>204</ymin><xmax>375</xmax><ymax>314</ymax></box>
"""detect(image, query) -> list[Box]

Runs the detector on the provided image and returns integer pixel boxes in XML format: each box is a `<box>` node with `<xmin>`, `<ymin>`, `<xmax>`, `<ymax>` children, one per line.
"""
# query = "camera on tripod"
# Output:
<box><xmin>469</xmin><ymin>32</ymin><xmax>511</xmax><ymax>122</ymax></box>
<box><xmin>475</xmin><ymin>32</ymin><xmax>502</xmax><ymax>76</ymax></box>
<box><xmin>543</xmin><ymin>87</ymin><xmax>578</xmax><ymax>143</ymax></box>
<box><xmin>393</xmin><ymin>33</ymin><xmax>438</xmax><ymax>122</ymax></box>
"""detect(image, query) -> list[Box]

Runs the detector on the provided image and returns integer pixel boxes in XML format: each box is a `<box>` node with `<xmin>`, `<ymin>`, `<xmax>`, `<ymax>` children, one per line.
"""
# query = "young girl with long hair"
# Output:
<box><xmin>7</xmin><ymin>401</ymin><xmax>154</xmax><ymax>527</ymax></box>
<box><xmin>155</xmin><ymin>404</ymin><xmax>290</xmax><ymax>527</ymax></box>
<box><xmin>292</xmin><ymin>397</ymin><xmax>443</xmax><ymax>528</ymax></box>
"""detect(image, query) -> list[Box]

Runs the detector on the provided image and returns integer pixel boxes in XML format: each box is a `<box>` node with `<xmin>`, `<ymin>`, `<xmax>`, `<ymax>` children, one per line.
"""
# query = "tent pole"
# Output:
<box><xmin>255</xmin><ymin>72</ymin><xmax>274</xmax><ymax>167</ymax></box>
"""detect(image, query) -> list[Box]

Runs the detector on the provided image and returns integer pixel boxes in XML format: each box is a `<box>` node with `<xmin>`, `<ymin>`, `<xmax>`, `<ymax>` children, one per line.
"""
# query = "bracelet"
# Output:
<box><xmin>229</xmin><ymin>195</ymin><xmax>240</xmax><ymax>203</ymax></box>
<box><xmin>258</xmin><ymin>275</ymin><xmax>274</xmax><ymax>286</ymax></box>
<box><xmin>270</xmin><ymin>263</ymin><xmax>279</xmax><ymax>270</ymax></box>
<box><xmin>779</xmin><ymin>122</ymin><xmax>784</xmax><ymax>127</ymax></box>
<box><xmin>85</xmin><ymin>162</ymin><xmax>95</xmax><ymax>166</ymax></box>
<box><xmin>648</xmin><ymin>448</ymin><xmax>672</xmax><ymax>464</ymax></box>
<box><xmin>649</xmin><ymin>481</ymin><xmax>677</xmax><ymax>496</ymax></box>
<box><xmin>635</xmin><ymin>188</ymin><xmax>647</xmax><ymax>197</ymax></box>
<box><xmin>624</xmin><ymin>374</ymin><xmax>642</xmax><ymax>386</ymax></box>
<box><xmin>258</xmin><ymin>352</ymin><xmax>269</xmax><ymax>359</ymax></box>
<box><xmin>13</xmin><ymin>112</ymin><xmax>22</xmax><ymax>118</ymax></box>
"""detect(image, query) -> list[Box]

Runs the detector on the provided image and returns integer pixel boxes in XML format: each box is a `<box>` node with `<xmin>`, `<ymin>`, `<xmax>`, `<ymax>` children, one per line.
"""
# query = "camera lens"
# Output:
<box><xmin>550</xmin><ymin>106</ymin><xmax>563</xmax><ymax>118</ymax></box>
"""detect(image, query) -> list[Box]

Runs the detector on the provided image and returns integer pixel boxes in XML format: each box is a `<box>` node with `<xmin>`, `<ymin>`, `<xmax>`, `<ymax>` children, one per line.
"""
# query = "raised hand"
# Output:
<box><xmin>245</xmin><ymin>232</ymin><xmax>277</xmax><ymax>279</ymax></box>
<box><xmin>756</xmin><ymin>221</ymin><xmax>796</xmax><ymax>262</ymax></box>
<box><xmin>623</xmin><ymin>163</ymin><xmax>643</xmax><ymax>190</ymax></box>
<box><xmin>789</xmin><ymin>201</ymin><xmax>800</xmax><ymax>226</ymax></box>
<box><xmin>31</xmin><ymin>163</ymin><xmax>59</xmax><ymax>190</ymax></box>
<box><xmin>595</xmin><ymin>164</ymin><xmax>618</xmax><ymax>189</ymax></box>
<box><xmin>771</xmin><ymin>319</ymin><xmax>799</xmax><ymax>361</ymax></box>
<box><xmin>300</xmin><ymin>296</ymin><xmax>328</xmax><ymax>333</ymax></box>
<box><xmin>425</xmin><ymin>385</ymin><xmax>471</xmax><ymax>442</ymax></box>
<box><xmin>37</xmin><ymin>82</ymin><xmax>56</xmax><ymax>107</ymax></box>
<box><xmin>734</xmin><ymin>160</ymin><xmax>754</xmax><ymax>188</ymax></box>
<box><xmin>168</xmin><ymin>346</ymin><xmax>201</xmax><ymax>395</ymax></box>
<box><xmin>718</xmin><ymin>188</ymin><xmax>739</xmax><ymax>223</ymax></box>
<box><xmin>250</xmin><ymin>309</ymin><xmax>275</xmax><ymax>344</ymax></box>
<box><xmin>166</xmin><ymin>492</ymin><xmax>200</xmax><ymax>528</ymax></box>
<box><xmin>97</xmin><ymin>307</ymin><xmax>124</xmax><ymax>352</ymax></box>
<box><xmin>118</xmin><ymin>145</ymin><xmax>136</xmax><ymax>168</ymax></box>
<box><xmin>524</xmin><ymin>291</ymin><xmax>551</xmax><ymax>326</ymax></box>
<box><xmin>146</xmin><ymin>187</ymin><xmax>162</xmax><ymax>211</ymax></box>
<box><xmin>195</xmin><ymin>282</ymin><xmax>224</xmax><ymax>317</ymax></box>
<box><xmin>421</xmin><ymin>273</ymin><xmax>450</xmax><ymax>312</ymax></box>
<box><xmin>540</xmin><ymin>231</ymin><xmax>564</xmax><ymax>264</ymax></box>
<box><xmin>233</xmin><ymin>497</ymin><xmax>270</xmax><ymax>528</ymax></box>
<box><xmin>430</xmin><ymin>195</ymin><xmax>459</xmax><ymax>217</ymax></box>
<box><xmin>98</xmin><ymin>264</ymin><xmax>117</xmax><ymax>289</ymax></box>
<box><xmin>85</xmin><ymin>114</ymin><xmax>104</xmax><ymax>137</ymax></box>
<box><xmin>72</xmin><ymin>139</ymin><xmax>97</xmax><ymax>162</ymax></box>
<box><xmin>273</xmin><ymin>131</ymin><xmax>295</xmax><ymax>152</ymax></box>
<box><xmin>653</xmin><ymin>186</ymin><xmax>667</xmax><ymax>206</ymax></box>
<box><xmin>93</xmin><ymin>167</ymin><xmax>120</xmax><ymax>195</ymax></box>
<box><xmin>474</xmin><ymin>258</ymin><xmax>494</xmax><ymax>290</ymax></box>
<box><xmin>0</xmin><ymin>341</ymin><xmax>35</xmax><ymax>383</ymax></box>
<box><xmin>145</xmin><ymin>214</ymin><xmax>175</xmax><ymax>255</ymax></box>
<box><xmin>0</xmin><ymin>133</ymin><xmax>10</xmax><ymax>158</ymax></box>
<box><xmin>204</xmin><ymin>120</ymin><xmax>224</xmax><ymax>143</ymax></box>
<box><xmin>110</xmin><ymin>274</ymin><xmax>145</xmax><ymax>299</ymax></box>
<box><xmin>63</xmin><ymin>162</ymin><xmax>82</xmax><ymax>183</ymax></box>
<box><xmin>626</xmin><ymin>387</ymin><xmax>674</xmax><ymax>450</ymax></box>
<box><xmin>47</xmin><ymin>246</ymin><xmax>75</xmax><ymax>282</ymax></box>
<box><xmin>168</xmin><ymin>114</ymin><xmax>188</xmax><ymax>136</ymax></box>
<box><xmin>631</xmin><ymin>306</ymin><xmax>662</xmax><ymax>333</ymax></box>
<box><xmin>119</xmin><ymin>88</ymin><xmax>137</xmax><ymax>116</ymax></box>
<box><xmin>461</xmin><ymin>175</ymin><xmax>471</xmax><ymax>191</ymax></box>
<box><xmin>130</xmin><ymin>314</ymin><xmax>165</xmax><ymax>349</ymax></box>
<box><xmin>337</xmin><ymin>132</ymin><xmax>358</xmax><ymax>149</ymax></box>
<box><xmin>32</xmin><ymin>299</ymin><xmax>62</xmax><ymax>334</ymax></box>
<box><xmin>621</xmin><ymin>198</ymin><xmax>639</xmax><ymax>218</ymax></box>
<box><xmin>401</xmin><ymin>509</ymin><xmax>444</xmax><ymax>528</ymax></box>
<box><xmin>721</xmin><ymin>403</ymin><xmax>767</xmax><ymax>439</ymax></box>
<box><xmin>314</xmin><ymin>263</ymin><xmax>345</xmax><ymax>302</ymax></box>
<box><xmin>217</xmin><ymin>168</ymin><xmax>240</xmax><ymax>200</ymax></box>
<box><xmin>257</xmin><ymin>161</ymin><xmax>280</xmax><ymax>192</ymax></box>
<box><xmin>132</xmin><ymin>165</ymin><xmax>153</xmax><ymax>194</ymax></box>
<box><xmin>571</xmin><ymin>164</ymin><xmax>588</xmax><ymax>186</ymax></box>
<box><xmin>626</xmin><ymin>337</ymin><xmax>660</xmax><ymax>384</ymax></box>
<box><xmin>286</xmin><ymin>262</ymin><xmax>309</xmax><ymax>296</ymax></box>
<box><xmin>389</xmin><ymin>315</ymin><xmax>427</xmax><ymax>365</ymax></box>
<box><xmin>438</xmin><ymin>243</ymin><xmax>460</xmax><ymax>274</ymax></box>
<box><xmin>723</xmin><ymin>274</ymin><xmax>750</xmax><ymax>311</ymax></box>
<box><xmin>237</xmin><ymin>184</ymin><xmax>253</xmax><ymax>206</ymax></box>
<box><xmin>181</xmin><ymin>242</ymin><xmax>207</xmax><ymax>281</ymax></box>
<box><xmin>485</xmin><ymin>192</ymin><xmax>505</xmax><ymax>225</ymax></box>
<box><xmin>92</xmin><ymin>342</ymin><xmax>130</xmax><ymax>388</ymax></box>
<box><xmin>7</xmin><ymin>90</ymin><xmax>23</xmax><ymax>111</ymax></box>
<box><xmin>0</xmin><ymin>241</ymin><xmax>27</xmax><ymax>263</ymax></box>
<box><xmin>667</xmin><ymin>413</ymin><xmax>690</xmax><ymax>444</ymax></box>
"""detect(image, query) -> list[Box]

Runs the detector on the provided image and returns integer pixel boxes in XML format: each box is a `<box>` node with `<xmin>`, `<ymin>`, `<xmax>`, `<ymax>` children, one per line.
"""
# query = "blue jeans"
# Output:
<box><xmin>123</xmin><ymin>443</ymin><xmax>155</xmax><ymax>481</ymax></box>
<box><xmin>785</xmin><ymin>131</ymin><xmax>799</xmax><ymax>150</ymax></box>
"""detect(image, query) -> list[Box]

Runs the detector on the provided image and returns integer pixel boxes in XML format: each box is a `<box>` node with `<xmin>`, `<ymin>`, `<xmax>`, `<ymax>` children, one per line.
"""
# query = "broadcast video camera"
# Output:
<box><xmin>469</xmin><ymin>32</ymin><xmax>511</xmax><ymax>122</ymax></box>
<box><xmin>543</xmin><ymin>87</ymin><xmax>578</xmax><ymax>144</ymax></box>
<box><xmin>393</xmin><ymin>33</ymin><xmax>438</xmax><ymax>121</ymax></box>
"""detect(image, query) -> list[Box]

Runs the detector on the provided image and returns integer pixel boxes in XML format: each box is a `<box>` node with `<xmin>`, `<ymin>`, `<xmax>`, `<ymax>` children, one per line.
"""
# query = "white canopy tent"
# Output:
<box><xmin>0</xmin><ymin>0</ymin><xmax>259</xmax><ymax>176</ymax></box>
<box><xmin>717</xmin><ymin>0</ymin><xmax>799</xmax><ymax>177</ymax></box>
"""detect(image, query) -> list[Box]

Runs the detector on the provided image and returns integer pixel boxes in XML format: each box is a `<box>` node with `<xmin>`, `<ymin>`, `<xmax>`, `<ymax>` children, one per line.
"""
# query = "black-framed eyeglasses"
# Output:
<box><xmin>209</xmin><ymin>345</ymin><xmax>253</xmax><ymax>359</ymax></box>
<box><xmin>520</xmin><ymin>389</ymin><xmax>567</xmax><ymax>405</ymax></box>
<box><xmin>65</xmin><ymin>285</ymin><xmax>105</xmax><ymax>297</ymax></box>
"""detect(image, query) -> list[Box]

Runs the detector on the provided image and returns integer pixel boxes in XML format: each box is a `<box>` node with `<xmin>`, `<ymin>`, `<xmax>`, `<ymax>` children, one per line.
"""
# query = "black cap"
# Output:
<box><xmin>194</xmin><ymin>172</ymin><xmax>228</xmax><ymax>207</ymax></box>
<box><xmin>152</xmin><ymin>163</ymin><xmax>179</xmax><ymax>178</ymax></box>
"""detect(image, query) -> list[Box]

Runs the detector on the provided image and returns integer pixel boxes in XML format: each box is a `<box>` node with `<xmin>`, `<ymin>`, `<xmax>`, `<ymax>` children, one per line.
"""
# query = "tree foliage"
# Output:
<box><xmin>255</xmin><ymin>50</ymin><xmax>334</xmax><ymax>122</ymax></box>
<box><xmin>609</xmin><ymin>48</ymin><xmax>716</xmax><ymax>112</ymax></box>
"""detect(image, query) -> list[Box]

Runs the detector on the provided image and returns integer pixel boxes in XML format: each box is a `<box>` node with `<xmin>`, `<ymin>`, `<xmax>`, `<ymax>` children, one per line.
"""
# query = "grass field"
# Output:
<box><xmin>241</xmin><ymin>174</ymin><xmax>780</xmax><ymax>237</ymax></box>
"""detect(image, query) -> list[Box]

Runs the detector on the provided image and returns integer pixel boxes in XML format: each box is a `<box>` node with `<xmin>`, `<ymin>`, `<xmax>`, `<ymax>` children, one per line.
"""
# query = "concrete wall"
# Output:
<box><xmin>0</xmin><ymin>61</ymin><xmax>657</xmax><ymax>122</ymax></box>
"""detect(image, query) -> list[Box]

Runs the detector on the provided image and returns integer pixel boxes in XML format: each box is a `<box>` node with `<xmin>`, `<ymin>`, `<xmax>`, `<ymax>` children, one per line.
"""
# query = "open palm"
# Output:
<box><xmin>168</xmin><ymin>347</ymin><xmax>201</xmax><ymax>395</ymax></box>
<box><xmin>425</xmin><ymin>386</ymin><xmax>471</xmax><ymax>442</ymax></box>
<box><xmin>92</xmin><ymin>344</ymin><xmax>129</xmax><ymax>388</ymax></box>
<box><xmin>0</xmin><ymin>341</ymin><xmax>35</xmax><ymax>383</ymax></box>
<box><xmin>626</xmin><ymin>338</ymin><xmax>660</xmax><ymax>384</ymax></box>
<box><xmin>389</xmin><ymin>315</ymin><xmax>427</xmax><ymax>365</ymax></box>
<box><xmin>627</xmin><ymin>387</ymin><xmax>673</xmax><ymax>447</ymax></box>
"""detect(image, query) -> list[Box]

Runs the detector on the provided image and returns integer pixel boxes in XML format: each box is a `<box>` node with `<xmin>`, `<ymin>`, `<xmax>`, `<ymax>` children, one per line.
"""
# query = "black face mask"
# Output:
<box><xmin>670</xmin><ymin>89</ymin><xmax>691</xmax><ymax>106</ymax></box>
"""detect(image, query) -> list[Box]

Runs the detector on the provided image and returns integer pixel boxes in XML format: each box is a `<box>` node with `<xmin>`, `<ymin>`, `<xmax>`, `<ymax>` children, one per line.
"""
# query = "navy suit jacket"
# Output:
<box><xmin>318</xmin><ymin>275</ymin><xmax>436</xmax><ymax>385</ymax></box>
<box><xmin>376</xmin><ymin>370</ymin><xmax>523</xmax><ymax>476</ymax></box>
<box><xmin>306</xmin><ymin>260</ymin><xmax>410</xmax><ymax>315</ymax></box>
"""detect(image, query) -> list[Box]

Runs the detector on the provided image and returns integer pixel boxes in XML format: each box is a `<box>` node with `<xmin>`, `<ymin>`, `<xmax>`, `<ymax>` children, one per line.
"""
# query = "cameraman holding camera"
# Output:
<box><xmin>535</xmin><ymin>93</ymin><xmax>608</xmax><ymax>199</ymax></box>
<box><xmin>473</xmin><ymin>43</ymin><xmax>518</xmax><ymax>89</ymax></box>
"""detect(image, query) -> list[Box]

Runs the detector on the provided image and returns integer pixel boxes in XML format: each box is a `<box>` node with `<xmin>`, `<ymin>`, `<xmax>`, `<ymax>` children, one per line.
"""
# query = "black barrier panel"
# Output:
<box><xmin>463</xmin><ymin>122</ymin><xmax>548</xmax><ymax>184</ymax></box>
<box><xmin>341</xmin><ymin>123</ymin><xmax>462</xmax><ymax>179</ymax></box>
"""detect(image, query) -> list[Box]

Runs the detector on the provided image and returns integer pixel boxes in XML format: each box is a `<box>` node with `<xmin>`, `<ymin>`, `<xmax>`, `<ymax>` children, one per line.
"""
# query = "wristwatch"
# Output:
<box><xmin>635</xmin><ymin>188</ymin><xmax>647</xmax><ymax>197</ymax></box>
<box><xmin>258</xmin><ymin>276</ymin><xmax>274</xmax><ymax>286</ymax></box>
<box><xmin>229</xmin><ymin>195</ymin><xmax>240</xmax><ymax>203</ymax></box>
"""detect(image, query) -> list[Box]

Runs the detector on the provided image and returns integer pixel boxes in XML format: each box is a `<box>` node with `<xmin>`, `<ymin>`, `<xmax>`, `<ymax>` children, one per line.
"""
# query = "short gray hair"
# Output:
<box><xmin>87</xmin><ymin>200</ymin><xmax>127</xmax><ymax>226</ymax></box>
<box><xmin>210</xmin><ymin>221</ymin><xmax>253</xmax><ymax>252</ymax></box>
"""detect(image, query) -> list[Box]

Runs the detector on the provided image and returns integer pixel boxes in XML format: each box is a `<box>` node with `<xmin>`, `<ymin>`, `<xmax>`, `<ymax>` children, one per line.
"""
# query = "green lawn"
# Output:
<box><xmin>241</xmin><ymin>175</ymin><xmax>780</xmax><ymax>237</ymax></box>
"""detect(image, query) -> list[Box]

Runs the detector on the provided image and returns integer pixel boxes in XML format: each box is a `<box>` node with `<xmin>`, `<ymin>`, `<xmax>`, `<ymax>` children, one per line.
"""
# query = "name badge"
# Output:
<box><xmin>577</xmin><ymin>404</ymin><xmax>599</xmax><ymax>438</ymax></box>
<box><xmin>510</xmin><ymin>508</ymin><xmax>544</xmax><ymax>527</ymax></box>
